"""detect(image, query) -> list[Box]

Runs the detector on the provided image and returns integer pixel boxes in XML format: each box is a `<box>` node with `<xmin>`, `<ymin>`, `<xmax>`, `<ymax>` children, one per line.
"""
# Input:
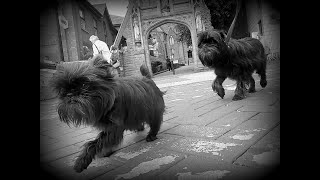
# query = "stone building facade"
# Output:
<box><xmin>88</xmin><ymin>0</ymin><xmax>118</xmax><ymax>48</ymax></box>
<box><xmin>40</xmin><ymin>0</ymin><xmax>116</xmax><ymax>100</ymax></box>
<box><xmin>113</xmin><ymin>0</ymin><xmax>213</xmax><ymax>77</ymax></box>
<box><xmin>245</xmin><ymin>0</ymin><xmax>280</xmax><ymax>61</ymax></box>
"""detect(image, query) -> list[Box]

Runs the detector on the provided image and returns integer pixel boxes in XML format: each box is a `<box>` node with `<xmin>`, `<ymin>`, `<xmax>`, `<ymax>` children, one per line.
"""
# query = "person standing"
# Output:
<box><xmin>166</xmin><ymin>56</ymin><xmax>171</xmax><ymax>71</ymax></box>
<box><xmin>89</xmin><ymin>35</ymin><xmax>111</xmax><ymax>64</ymax></box>
<box><xmin>110</xmin><ymin>45</ymin><xmax>121</xmax><ymax>77</ymax></box>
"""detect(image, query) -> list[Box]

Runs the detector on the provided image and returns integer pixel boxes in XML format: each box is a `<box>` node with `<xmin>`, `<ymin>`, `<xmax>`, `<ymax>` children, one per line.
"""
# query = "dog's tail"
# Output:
<box><xmin>140</xmin><ymin>64</ymin><xmax>152</xmax><ymax>79</ymax></box>
<box><xmin>139</xmin><ymin>64</ymin><xmax>167</xmax><ymax>96</ymax></box>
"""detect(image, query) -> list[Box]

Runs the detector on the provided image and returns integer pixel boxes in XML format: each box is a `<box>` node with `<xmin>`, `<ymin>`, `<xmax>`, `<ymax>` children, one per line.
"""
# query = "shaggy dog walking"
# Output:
<box><xmin>51</xmin><ymin>55</ymin><xmax>165</xmax><ymax>172</ymax></box>
<box><xmin>197</xmin><ymin>29</ymin><xmax>267</xmax><ymax>100</ymax></box>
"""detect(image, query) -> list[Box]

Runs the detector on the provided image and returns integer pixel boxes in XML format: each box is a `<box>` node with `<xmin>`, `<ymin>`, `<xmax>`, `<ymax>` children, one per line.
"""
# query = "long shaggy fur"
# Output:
<box><xmin>51</xmin><ymin>55</ymin><xmax>165</xmax><ymax>172</ymax></box>
<box><xmin>198</xmin><ymin>29</ymin><xmax>267</xmax><ymax>100</ymax></box>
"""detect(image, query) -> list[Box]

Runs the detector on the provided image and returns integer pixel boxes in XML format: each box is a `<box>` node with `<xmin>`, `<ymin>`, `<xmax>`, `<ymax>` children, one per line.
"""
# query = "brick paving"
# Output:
<box><xmin>40</xmin><ymin>61</ymin><xmax>280</xmax><ymax>180</ymax></box>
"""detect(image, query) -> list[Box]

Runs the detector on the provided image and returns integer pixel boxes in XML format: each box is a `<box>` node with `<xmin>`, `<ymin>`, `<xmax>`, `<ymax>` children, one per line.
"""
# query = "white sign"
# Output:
<box><xmin>173</xmin><ymin>60</ymin><xmax>178</xmax><ymax>64</ymax></box>
<box><xmin>59</xmin><ymin>15</ymin><xmax>68</xmax><ymax>29</ymax></box>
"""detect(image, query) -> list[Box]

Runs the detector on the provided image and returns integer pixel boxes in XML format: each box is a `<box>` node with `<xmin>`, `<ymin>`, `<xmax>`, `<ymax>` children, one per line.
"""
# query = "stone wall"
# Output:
<box><xmin>40</xmin><ymin>69</ymin><xmax>58</xmax><ymax>101</ymax></box>
<box><xmin>245</xmin><ymin>0</ymin><xmax>280</xmax><ymax>60</ymax></box>
<box><xmin>120</xmin><ymin>14</ymin><xmax>147</xmax><ymax>77</ymax></box>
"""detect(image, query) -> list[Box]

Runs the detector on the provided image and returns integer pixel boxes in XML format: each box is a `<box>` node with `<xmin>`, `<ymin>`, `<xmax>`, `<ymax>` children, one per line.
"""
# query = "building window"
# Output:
<box><xmin>169</xmin><ymin>36</ymin><xmax>174</xmax><ymax>45</ymax></box>
<box><xmin>103</xmin><ymin>22</ymin><xmax>106</xmax><ymax>34</ymax></box>
<box><xmin>79</xmin><ymin>9</ymin><xmax>84</xmax><ymax>18</ymax></box>
<box><xmin>141</xmin><ymin>0</ymin><xmax>157</xmax><ymax>9</ymax></box>
<box><xmin>150</xmin><ymin>50</ymin><xmax>154</xmax><ymax>56</ymax></box>
<box><xmin>93</xmin><ymin>18</ymin><xmax>97</xmax><ymax>28</ymax></box>
<box><xmin>187</xmin><ymin>50</ymin><xmax>192</xmax><ymax>58</ymax></box>
<box><xmin>170</xmin><ymin>48</ymin><xmax>174</xmax><ymax>59</ymax></box>
<box><xmin>79</xmin><ymin>8</ymin><xmax>86</xmax><ymax>30</ymax></box>
<box><xmin>93</xmin><ymin>18</ymin><xmax>98</xmax><ymax>36</ymax></box>
<box><xmin>258</xmin><ymin>20</ymin><xmax>263</xmax><ymax>36</ymax></box>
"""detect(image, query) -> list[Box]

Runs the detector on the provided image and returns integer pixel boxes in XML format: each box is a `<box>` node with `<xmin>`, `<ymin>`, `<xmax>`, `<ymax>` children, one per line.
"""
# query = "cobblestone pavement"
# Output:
<box><xmin>40</xmin><ymin>61</ymin><xmax>280</xmax><ymax>180</ymax></box>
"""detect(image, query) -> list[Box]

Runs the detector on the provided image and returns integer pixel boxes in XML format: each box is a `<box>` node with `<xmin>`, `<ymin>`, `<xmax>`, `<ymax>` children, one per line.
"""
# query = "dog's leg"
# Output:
<box><xmin>73</xmin><ymin>126</ymin><xmax>124</xmax><ymax>173</ymax></box>
<box><xmin>257</xmin><ymin>61</ymin><xmax>267</xmax><ymax>88</ymax></box>
<box><xmin>248</xmin><ymin>75</ymin><xmax>256</xmax><ymax>93</ymax></box>
<box><xmin>73</xmin><ymin>135</ymin><xmax>101</xmax><ymax>173</ymax></box>
<box><xmin>232</xmin><ymin>81</ymin><xmax>246</xmax><ymax>101</ymax></box>
<box><xmin>96</xmin><ymin>126</ymin><xmax>125</xmax><ymax>158</ymax></box>
<box><xmin>212</xmin><ymin>75</ymin><xmax>227</xmax><ymax>99</ymax></box>
<box><xmin>146</xmin><ymin>114</ymin><xmax>163</xmax><ymax>142</ymax></box>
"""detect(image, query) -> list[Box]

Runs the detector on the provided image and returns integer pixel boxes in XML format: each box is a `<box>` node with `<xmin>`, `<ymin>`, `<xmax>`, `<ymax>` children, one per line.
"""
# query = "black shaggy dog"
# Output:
<box><xmin>198</xmin><ymin>29</ymin><xmax>267</xmax><ymax>100</ymax></box>
<box><xmin>51</xmin><ymin>55</ymin><xmax>165</xmax><ymax>173</ymax></box>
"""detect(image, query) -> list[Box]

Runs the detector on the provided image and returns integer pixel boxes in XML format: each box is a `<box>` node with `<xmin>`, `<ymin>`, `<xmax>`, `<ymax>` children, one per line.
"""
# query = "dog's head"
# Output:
<box><xmin>51</xmin><ymin>55</ymin><xmax>116</xmax><ymax>127</ymax></box>
<box><xmin>197</xmin><ymin>29</ymin><xmax>229</xmax><ymax>67</ymax></box>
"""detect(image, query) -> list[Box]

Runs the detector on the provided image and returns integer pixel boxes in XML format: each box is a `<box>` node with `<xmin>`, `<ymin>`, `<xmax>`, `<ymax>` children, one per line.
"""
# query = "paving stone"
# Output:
<box><xmin>237</xmin><ymin>105</ymin><xmax>277</xmax><ymax>112</ymax></box>
<box><xmin>158</xmin><ymin>155</ymin><xmax>265</xmax><ymax>180</ymax></box>
<box><xmin>190</xmin><ymin>93</ymin><xmax>218</xmax><ymax>106</ymax></box>
<box><xmin>165</xmin><ymin>114</ymin><xmax>279</xmax><ymax>163</ymax></box>
<box><xmin>250</xmin><ymin>112</ymin><xmax>280</xmax><ymax>122</ymax></box>
<box><xmin>42</xmin><ymin>126</ymin><xmax>92</xmax><ymax>139</ymax></box>
<box><xmin>40</xmin><ymin>163</ymin><xmax>62</xmax><ymax>179</ymax></box>
<box><xmin>234</xmin><ymin>125</ymin><xmax>280</xmax><ymax>168</ymax></box>
<box><xmin>163</xmin><ymin>124</ymin><xmax>226</xmax><ymax>139</ymax></box>
<box><xmin>111</xmin><ymin>134</ymin><xmax>182</xmax><ymax>163</ymax></box>
<box><xmin>164</xmin><ymin>111</ymin><xmax>257</xmax><ymax>138</ymax></box>
<box><xmin>164</xmin><ymin>137</ymin><xmax>241</xmax><ymax>162</ymax></box>
<box><xmin>163</xmin><ymin>111</ymin><xmax>179</xmax><ymax>122</ymax></box>
<box><xmin>40</xmin><ymin>135</ymin><xmax>59</xmax><ymax>146</ymax></box>
<box><xmin>165</xmin><ymin>99</ymin><xmax>239</xmax><ymax>126</ymax></box>
<box><xmin>194</xmin><ymin>98</ymin><xmax>233</xmax><ymax>117</ymax></box>
<box><xmin>215</xmin><ymin>115</ymin><xmax>280</xmax><ymax>163</ymax></box>
<box><xmin>159</xmin><ymin>122</ymin><xmax>180</xmax><ymax>133</ymax></box>
<box><xmin>40</xmin><ymin>119</ymin><xmax>61</xmax><ymax>132</ymax></box>
<box><xmin>41</xmin><ymin>132</ymin><xmax>98</xmax><ymax>155</ymax></box>
<box><xmin>48</xmin><ymin>152</ymin><xmax>124</xmax><ymax>180</ymax></box>
<box><xmin>192</xmin><ymin>96</ymin><xmax>221</xmax><ymax>111</ymax></box>
<box><xmin>196</xmin><ymin>101</ymin><xmax>244</xmax><ymax>126</ymax></box>
<box><xmin>207</xmin><ymin>111</ymin><xmax>258</xmax><ymax>129</ymax></box>
<box><xmin>242</xmin><ymin>94</ymin><xmax>279</xmax><ymax>106</ymax></box>
<box><xmin>94</xmin><ymin>149</ymin><xmax>186</xmax><ymax>180</ymax></box>
<box><xmin>40</xmin><ymin>145</ymin><xmax>81</xmax><ymax>163</ymax></box>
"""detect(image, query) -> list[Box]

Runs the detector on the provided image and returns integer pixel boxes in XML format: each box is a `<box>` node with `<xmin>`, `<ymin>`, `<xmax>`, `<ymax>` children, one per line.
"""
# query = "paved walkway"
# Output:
<box><xmin>40</xmin><ymin>61</ymin><xmax>280</xmax><ymax>180</ymax></box>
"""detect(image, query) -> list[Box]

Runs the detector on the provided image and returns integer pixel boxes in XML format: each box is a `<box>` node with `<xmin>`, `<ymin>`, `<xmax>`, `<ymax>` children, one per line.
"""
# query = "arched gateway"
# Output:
<box><xmin>113</xmin><ymin>0</ymin><xmax>213</xmax><ymax>77</ymax></box>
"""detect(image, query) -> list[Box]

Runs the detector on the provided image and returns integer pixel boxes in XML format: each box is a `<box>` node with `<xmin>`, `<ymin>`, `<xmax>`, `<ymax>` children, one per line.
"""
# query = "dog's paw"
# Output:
<box><xmin>232</xmin><ymin>94</ymin><xmax>245</xmax><ymax>101</ymax></box>
<box><xmin>146</xmin><ymin>135</ymin><xmax>157</xmax><ymax>142</ymax></box>
<box><xmin>74</xmin><ymin>157</ymin><xmax>88</xmax><ymax>173</ymax></box>
<box><xmin>215</xmin><ymin>88</ymin><xmax>225</xmax><ymax>99</ymax></box>
<box><xmin>212</xmin><ymin>84</ymin><xmax>225</xmax><ymax>99</ymax></box>
<box><xmin>217</xmin><ymin>89</ymin><xmax>225</xmax><ymax>99</ymax></box>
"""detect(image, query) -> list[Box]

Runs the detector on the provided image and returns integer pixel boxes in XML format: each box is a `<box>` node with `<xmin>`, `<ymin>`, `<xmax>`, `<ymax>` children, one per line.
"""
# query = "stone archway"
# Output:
<box><xmin>113</xmin><ymin>0</ymin><xmax>213</xmax><ymax>77</ymax></box>
<box><xmin>143</xmin><ymin>19</ymin><xmax>198</xmax><ymax>74</ymax></box>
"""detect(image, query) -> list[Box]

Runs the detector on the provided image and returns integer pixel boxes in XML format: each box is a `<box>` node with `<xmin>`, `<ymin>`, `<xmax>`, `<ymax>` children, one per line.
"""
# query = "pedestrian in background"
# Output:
<box><xmin>166</xmin><ymin>56</ymin><xmax>172</xmax><ymax>71</ymax></box>
<box><xmin>110</xmin><ymin>45</ymin><xmax>121</xmax><ymax>77</ymax></box>
<box><xmin>89</xmin><ymin>35</ymin><xmax>111</xmax><ymax>64</ymax></box>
